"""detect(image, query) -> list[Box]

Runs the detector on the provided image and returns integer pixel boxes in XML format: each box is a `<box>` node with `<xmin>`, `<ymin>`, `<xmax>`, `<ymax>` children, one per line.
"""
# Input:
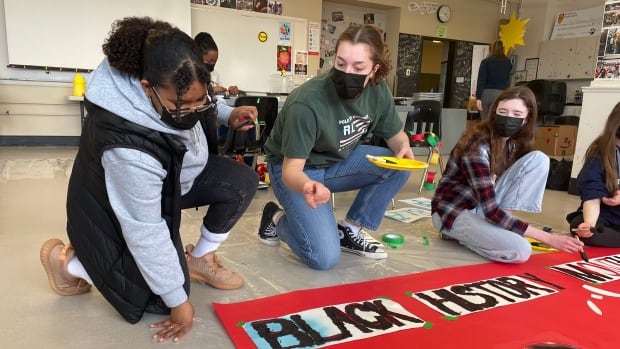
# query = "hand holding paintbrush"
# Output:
<box><xmin>570</xmin><ymin>227</ymin><xmax>591</xmax><ymax>262</ymax></box>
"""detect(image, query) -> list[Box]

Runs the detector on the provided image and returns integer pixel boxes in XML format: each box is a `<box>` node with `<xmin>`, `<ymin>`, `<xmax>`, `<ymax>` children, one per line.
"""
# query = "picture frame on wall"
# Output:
<box><xmin>525</xmin><ymin>58</ymin><xmax>539</xmax><ymax>81</ymax></box>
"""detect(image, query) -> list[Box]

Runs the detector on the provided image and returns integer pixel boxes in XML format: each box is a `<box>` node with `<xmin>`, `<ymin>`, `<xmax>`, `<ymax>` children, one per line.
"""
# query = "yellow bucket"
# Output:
<box><xmin>73</xmin><ymin>73</ymin><xmax>86</xmax><ymax>96</ymax></box>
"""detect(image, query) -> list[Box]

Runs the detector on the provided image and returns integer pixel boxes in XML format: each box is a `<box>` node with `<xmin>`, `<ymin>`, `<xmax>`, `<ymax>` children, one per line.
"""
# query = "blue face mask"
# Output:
<box><xmin>493</xmin><ymin>114</ymin><xmax>524</xmax><ymax>137</ymax></box>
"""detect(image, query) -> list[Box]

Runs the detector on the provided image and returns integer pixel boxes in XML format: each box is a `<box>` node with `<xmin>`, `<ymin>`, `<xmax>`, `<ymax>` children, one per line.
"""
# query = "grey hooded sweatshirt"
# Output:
<box><xmin>84</xmin><ymin>58</ymin><xmax>232</xmax><ymax>308</ymax></box>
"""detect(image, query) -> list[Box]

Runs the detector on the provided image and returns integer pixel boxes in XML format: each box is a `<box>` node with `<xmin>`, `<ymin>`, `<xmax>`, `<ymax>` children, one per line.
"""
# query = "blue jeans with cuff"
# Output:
<box><xmin>432</xmin><ymin>150</ymin><xmax>549</xmax><ymax>263</ymax></box>
<box><xmin>268</xmin><ymin>145</ymin><xmax>411</xmax><ymax>270</ymax></box>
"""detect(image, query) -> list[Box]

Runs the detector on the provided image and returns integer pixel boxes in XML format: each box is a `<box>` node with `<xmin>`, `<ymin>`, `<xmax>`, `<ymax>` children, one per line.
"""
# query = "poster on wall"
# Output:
<box><xmin>279</xmin><ymin>21</ymin><xmax>291</xmax><ymax>42</ymax></box>
<box><xmin>215</xmin><ymin>0</ymin><xmax>282</xmax><ymax>14</ymax></box>
<box><xmin>277</xmin><ymin>45</ymin><xmax>291</xmax><ymax>72</ymax></box>
<box><xmin>267</xmin><ymin>1</ymin><xmax>283</xmax><ymax>15</ymax></box>
<box><xmin>308</xmin><ymin>21</ymin><xmax>320</xmax><ymax>56</ymax></box>
<box><xmin>550</xmin><ymin>5</ymin><xmax>603</xmax><ymax>39</ymax></box>
<box><xmin>294</xmin><ymin>51</ymin><xmax>308</xmax><ymax>75</ymax></box>
<box><xmin>219</xmin><ymin>0</ymin><xmax>235</xmax><ymax>8</ymax></box>
<box><xmin>596</xmin><ymin>1</ymin><xmax>620</xmax><ymax>79</ymax></box>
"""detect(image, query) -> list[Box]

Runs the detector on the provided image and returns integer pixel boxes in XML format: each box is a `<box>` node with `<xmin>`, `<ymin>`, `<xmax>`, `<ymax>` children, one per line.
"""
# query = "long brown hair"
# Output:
<box><xmin>584</xmin><ymin>101</ymin><xmax>620</xmax><ymax>195</ymax></box>
<box><xmin>490</xmin><ymin>40</ymin><xmax>508</xmax><ymax>60</ymax></box>
<box><xmin>335</xmin><ymin>24</ymin><xmax>391</xmax><ymax>85</ymax></box>
<box><xmin>453</xmin><ymin>85</ymin><xmax>537</xmax><ymax>175</ymax></box>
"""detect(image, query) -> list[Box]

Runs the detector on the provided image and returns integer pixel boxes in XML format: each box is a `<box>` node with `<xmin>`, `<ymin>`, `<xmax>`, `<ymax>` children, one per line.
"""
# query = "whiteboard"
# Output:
<box><xmin>3</xmin><ymin>0</ymin><xmax>190</xmax><ymax>70</ymax></box>
<box><xmin>191</xmin><ymin>5</ymin><xmax>307</xmax><ymax>93</ymax></box>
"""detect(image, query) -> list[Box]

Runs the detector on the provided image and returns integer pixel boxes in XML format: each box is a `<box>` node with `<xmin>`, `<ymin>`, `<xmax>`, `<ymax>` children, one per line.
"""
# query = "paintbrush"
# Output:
<box><xmin>365</xmin><ymin>154</ymin><xmax>397</xmax><ymax>164</ymax></box>
<box><xmin>571</xmin><ymin>228</ymin><xmax>589</xmax><ymax>262</ymax></box>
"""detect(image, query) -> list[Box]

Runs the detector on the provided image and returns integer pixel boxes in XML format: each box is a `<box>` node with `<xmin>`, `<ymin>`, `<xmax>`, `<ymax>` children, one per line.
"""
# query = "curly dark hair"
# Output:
<box><xmin>335</xmin><ymin>24</ymin><xmax>392</xmax><ymax>85</ymax></box>
<box><xmin>102</xmin><ymin>17</ymin><xmax>210</xmax><ymax>98</ymax></box>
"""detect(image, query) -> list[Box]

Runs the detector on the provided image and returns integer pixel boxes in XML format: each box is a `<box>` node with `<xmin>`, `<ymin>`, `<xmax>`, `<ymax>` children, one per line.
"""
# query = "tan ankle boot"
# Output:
<box><xmin>184</xmin><ymin>245</ymin><xmax>244</xmax><ymax>290</ymax></box>
<box><xmin>40</xmin><ymin>238</ymin><xmax>91</xmax><ymax>296</ymax></box>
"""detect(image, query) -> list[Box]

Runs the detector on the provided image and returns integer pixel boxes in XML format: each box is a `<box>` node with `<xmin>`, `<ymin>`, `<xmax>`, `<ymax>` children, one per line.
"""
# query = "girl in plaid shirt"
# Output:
<box><xmin>431</xmin><ymin>86</ymin><xmax>583</xmax><ymax>262</ymax></box>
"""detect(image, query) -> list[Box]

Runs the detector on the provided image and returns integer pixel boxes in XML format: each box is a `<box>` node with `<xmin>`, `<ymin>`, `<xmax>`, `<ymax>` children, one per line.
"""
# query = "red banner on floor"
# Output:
<box><xmin>214</xmin><ymin>248</ymin><xmax>620</xmax><ymax>349</ymax></box>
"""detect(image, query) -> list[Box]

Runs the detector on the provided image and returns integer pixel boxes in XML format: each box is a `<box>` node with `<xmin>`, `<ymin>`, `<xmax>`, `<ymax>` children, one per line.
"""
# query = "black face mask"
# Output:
<box><xmin>332</xmin><ymin>68</ymin><xmax>367</xmax><ymax>99</ymax></box>
<box><xmin>205</xmin><ymin>63</ymin><xmax>216</xmax><ymax>72</ymax></box>
<box><xmin>493</xmin><ymin>114</ymin><xmax>525</xmax><ymax>137</ymax></box>
<box><xmin>160</xmin><ymin>109</ymin><xmax>201</xmax><ymax>130</ymax></box>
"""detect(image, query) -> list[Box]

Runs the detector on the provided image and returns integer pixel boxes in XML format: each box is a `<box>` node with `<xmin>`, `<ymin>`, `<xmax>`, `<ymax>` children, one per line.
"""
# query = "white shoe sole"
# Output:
<box><xmin>341</xmin><ymin>247</ymin><xmax>388</xmax><ymax>259</ymax></box>
<box><xmin>259</xmin><ymin>237</ymin><xmax>280</xmax><ymax>246</ymax></box>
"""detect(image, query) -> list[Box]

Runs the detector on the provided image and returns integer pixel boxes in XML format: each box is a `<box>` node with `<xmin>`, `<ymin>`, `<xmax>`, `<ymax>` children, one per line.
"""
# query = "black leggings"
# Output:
<box><xmin>181</xmin><ymin>155</ymin><xmax>258</xmax><ymax>234</ymax></box>
<box><xmin>568</xmin><ymin>213</ymin><xmax>620</xmax><ymax>247</ymax></box>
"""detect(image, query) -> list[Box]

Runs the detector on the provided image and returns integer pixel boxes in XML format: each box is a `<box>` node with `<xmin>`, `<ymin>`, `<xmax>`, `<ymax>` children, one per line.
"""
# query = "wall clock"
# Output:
<box><xmin>437</xmin><ymin>5</ymin><xmax>452</xmax><ymax>23</ymax></box>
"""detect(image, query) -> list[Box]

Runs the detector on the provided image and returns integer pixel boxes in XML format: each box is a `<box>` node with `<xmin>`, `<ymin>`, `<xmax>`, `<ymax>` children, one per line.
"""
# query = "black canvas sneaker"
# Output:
<box><xmin>338</xmin><ymin>224</ymin><xmax>387</xmax><ymax>259</ymax></box>
<box><xmin>258</xmin><ymin>202</ymin><xmax>282</xmax><ymax>246</ymax></box>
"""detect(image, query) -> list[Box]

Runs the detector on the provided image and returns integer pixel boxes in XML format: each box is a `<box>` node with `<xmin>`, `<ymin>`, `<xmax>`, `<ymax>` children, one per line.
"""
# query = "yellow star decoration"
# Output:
<box><xmin>499</xmin><ymin>12</ymin><xmax>530</xmax><ymax>55</ymax></box>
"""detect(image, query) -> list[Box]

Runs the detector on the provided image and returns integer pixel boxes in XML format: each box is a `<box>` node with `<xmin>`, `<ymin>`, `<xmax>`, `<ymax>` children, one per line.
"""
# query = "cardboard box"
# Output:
<box><xmin>535</xmin><ymin>125</ymin><xmax>577</xmax><ymax>156</ymax></box>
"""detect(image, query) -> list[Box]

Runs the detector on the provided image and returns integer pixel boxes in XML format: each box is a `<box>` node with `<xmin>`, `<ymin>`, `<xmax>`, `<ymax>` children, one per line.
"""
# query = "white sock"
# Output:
<box><xmin>340</xmin><ymin>220</ymin><xmax>361</xmax><ymax>236</ymax></box>
<box><xmin>66</xmin><ymin>256</ymin><xmax>93</xmax><ymax>285</ymax></box>
<box><xmin>272</xmin><ymin>210</ymin><xmax>284</xmax><ymax>225</ymax></box>
<box><xmin>191</xmin><ymin>226</ymin><xmax>230</xmax><ymax>258</ymax></box>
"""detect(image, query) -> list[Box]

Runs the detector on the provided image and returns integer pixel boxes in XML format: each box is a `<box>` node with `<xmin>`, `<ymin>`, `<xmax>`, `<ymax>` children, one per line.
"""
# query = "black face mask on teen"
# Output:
<box><xmin>332</xmin><ymin>68</ymin><xmax>368</xmax><ymax>99</ymax></box>
<box><xmin>205</xmin><ymin>63</ymin><xmax>216</xmax><ymax>73</ymax></box>
<box><xmin>150</xmin><ymin>85</ymin><xmax>207</xmax><ymax>130</ymax></box>
<box><xmin>160</xmin><ymin>109</ymin><xmax>201</xmax><ymax>130</ymax></box>
<box><xmin>493</xmin><ymin>114</ymin><xmax>525</xmax><ymax>137</ymax></box>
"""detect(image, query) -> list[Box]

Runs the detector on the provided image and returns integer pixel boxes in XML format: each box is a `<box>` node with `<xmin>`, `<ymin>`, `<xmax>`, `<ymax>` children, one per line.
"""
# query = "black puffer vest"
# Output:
<box><xmin>66</xmin><ymin>99</ymin><xmax>190</xmax><ymax>324</ymax></box>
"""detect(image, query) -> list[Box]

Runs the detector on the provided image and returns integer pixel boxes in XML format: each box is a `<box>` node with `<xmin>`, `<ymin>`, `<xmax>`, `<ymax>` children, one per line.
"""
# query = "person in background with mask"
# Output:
<box><xmin>567</xmin><ymin>102</ymin><xmax>620</xmax><ymax>247</ymax></box>
<box><xmin>39</xmin><ymin>17</ymin><xmax>258</xmax><ymax>342</ymax></box>
<box><xmin>258</xmin><ymin>24</ymin><xmax>413</xmax><ymax>270</ymax></box>
<box><xmin>194</xmin><ymin>32</ymin><xmax>239</xmax><ymax>96</ymax></box>
<box><xmin>431</xmin><ymin>86</ymin><xmax>583</xmax><ymax>263</ymax></box>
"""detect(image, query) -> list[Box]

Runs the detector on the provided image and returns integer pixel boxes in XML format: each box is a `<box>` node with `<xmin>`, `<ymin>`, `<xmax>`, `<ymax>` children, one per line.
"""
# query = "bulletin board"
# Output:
<box><xmin>191</xmin><ymin>5</ymin><xmax>308</xmax><ymax>93</ymax></box>
<box><xmin>320</xmin><ymin>3</ymin><xmax>388</xmax><ymax>74</ymax></box>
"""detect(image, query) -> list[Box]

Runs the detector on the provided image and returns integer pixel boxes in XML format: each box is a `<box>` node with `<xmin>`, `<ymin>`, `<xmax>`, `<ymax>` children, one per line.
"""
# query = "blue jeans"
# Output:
<box><xmin>432</xmin><ymin>150</ymin><xmax>549</xmax><ymax>263</ymax></box>
<box><xmin>268</xmin><ymin>145</ymin><xmax>411</xmax><ymax>270</ymax></box>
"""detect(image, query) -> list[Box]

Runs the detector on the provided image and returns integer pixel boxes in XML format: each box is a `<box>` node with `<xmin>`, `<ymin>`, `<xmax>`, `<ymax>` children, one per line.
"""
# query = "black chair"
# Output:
<box><xmin>404</xmin><ymin>100</ymin><xmax>444</xmax><ymax>194</ymax></box>
<box><xmin>220</xmin><ymin>96</ymin><xmax>279</xmax><ymax>168</ymax></box>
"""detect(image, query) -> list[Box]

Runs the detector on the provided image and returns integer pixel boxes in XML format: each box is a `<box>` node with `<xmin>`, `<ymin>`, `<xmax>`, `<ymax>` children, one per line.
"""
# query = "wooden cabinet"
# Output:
<box><xmin>537</xmin><ymin>37</ymin><xmax>598</xmax><ymax>80</ymax></box>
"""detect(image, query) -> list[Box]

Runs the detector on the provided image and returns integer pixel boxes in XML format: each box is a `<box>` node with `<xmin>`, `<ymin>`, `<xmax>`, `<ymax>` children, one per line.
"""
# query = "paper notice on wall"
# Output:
<box><xmin>308</xmin><ymin>21</ymin><xmax>320</xmax><ymax>56</ymax></box>
<box><xmin>550</xmin><ymin>6</ymin><xmax>603</xmax><ymax>39</ymax></box>
<box><xmin>294</xmin><ymin>51</ymin><xmax>308</xmax><ymax>75</ymax></box>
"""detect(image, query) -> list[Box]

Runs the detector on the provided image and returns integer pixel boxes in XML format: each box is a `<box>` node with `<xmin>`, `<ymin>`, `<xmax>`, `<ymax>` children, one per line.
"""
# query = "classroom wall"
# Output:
<box><xmin>0</xmin><ymin>0</ymin><xmax>600</xmax><ymax>139</ymax></box>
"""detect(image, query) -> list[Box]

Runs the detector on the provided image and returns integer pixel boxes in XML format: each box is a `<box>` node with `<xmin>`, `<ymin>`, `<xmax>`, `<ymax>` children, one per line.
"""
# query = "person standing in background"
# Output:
<box><xmin>476</xmin><ymin>40</ymin><xmax>512</xmax><ymax>119</ymax></box>
<box><xmin>194</xmin><ymin>32</ymin><xmax>239</xmax><ymax>96</ymax></box>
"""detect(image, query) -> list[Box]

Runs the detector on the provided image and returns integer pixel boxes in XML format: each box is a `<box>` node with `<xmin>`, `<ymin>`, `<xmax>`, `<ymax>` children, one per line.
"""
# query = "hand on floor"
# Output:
<box><xmin>151</xmin><ymin>300</ymin><xmax>194</xmax><ymax>343</ymax></box>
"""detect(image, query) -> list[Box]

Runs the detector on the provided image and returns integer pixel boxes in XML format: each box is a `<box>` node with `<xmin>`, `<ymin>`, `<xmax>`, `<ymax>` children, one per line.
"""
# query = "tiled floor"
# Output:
<box><xmin>0</xmin><ymin>146</ymin><xmax>581</xmax><ymax>348</ymax></box>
